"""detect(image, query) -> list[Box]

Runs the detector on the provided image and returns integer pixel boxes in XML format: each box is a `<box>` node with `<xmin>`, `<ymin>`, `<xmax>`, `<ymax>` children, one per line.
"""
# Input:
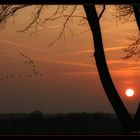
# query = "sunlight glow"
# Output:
<box><xmin>125</xmin><ymin>89</ymin><xmax>134</xmax><ymax>97</ymax></box>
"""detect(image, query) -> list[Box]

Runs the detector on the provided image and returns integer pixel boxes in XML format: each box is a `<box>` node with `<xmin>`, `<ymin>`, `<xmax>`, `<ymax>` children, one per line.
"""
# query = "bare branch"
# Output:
<box><xmin>76</xmin><ymin>28</ymin><xmax>90</xmax><ymax>37</ymax></box>
<box><xmin>0</xmin><ymin>5</ymin><xmax>105</xmax><ymax>47</ymax></box>
<box><xmin>47</xmin><ymin>5</ymin><xmax>77</xmax><ymax>47</ymax></box>
<box><xmin>113</xmin><ymin>5</ymin><xmax>134</xmax><ymax>23</ymax></box>
<box><xmin>0</xmin><ymin>5</ymin><xmax>30</xmax><ymax>28</ymax></box>
<box><xmin>98</xmin><ymin>5</ymin><xmax>105</xmax><ymax>20</ymax></box>
<box><xmin>18</xmin><ymin>5</ymin><xmax>44</xmax><ymax>32</ymax></box>
<box><xmin>123</xmin><ymin>34</ymin><xmax>140</xmax><ymax>59</ymax></box>
<box><xmin>113</xmin><ymin>5</ymin><xmax>140</xmax><ymax>60</ymax></box>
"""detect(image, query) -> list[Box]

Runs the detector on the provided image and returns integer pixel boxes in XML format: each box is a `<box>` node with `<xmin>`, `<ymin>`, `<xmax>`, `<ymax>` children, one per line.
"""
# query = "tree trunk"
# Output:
<box><xmin>132</xmin><ymin>103</ymin><xmax>140</xmax><ymax>133</ymax></box>
<box><xmin>83</xmin><ymin>5</ymin><xmax>132</xmax><ymax>134</ymax></box>
<box><xmin>133</xmin><ymin>5</ymin><xmax>140</xmax><ymax>31</ymax></box>
<box><xmin>132</xmin><ymin>5</ymin><xmax>140</xmax><ymax>133</ymax></box>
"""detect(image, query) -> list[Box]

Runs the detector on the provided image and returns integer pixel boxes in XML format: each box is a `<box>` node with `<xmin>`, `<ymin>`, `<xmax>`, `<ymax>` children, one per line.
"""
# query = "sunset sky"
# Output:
<box><xmin>0</xmin><ymin>5</ymin><xmax>139</xmax><ymax>114</ymax></box>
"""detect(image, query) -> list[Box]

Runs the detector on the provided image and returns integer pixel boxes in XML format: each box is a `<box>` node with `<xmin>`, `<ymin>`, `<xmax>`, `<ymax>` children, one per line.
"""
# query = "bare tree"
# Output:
<box><xmin>114</xmin><ymin>5</ymin><xmax>140</xmax><ymax>59</ymax></box>
<box><xmin>0</xmin><ymin>4</ymin><xmax>140</xmax><ymax>134</ymax></box>
<box><xmin>114</xmin><ymin>5</ymin><xmax>140</xmax><ymax>132</ymax></box>
<box><xmin>83</xmin><ymin>5</ymin><xmax>133</xmax><ymax>134</ymax></box>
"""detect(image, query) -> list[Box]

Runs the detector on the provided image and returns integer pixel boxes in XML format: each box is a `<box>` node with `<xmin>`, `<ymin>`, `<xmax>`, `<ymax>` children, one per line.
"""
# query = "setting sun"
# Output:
<box><xmin>125</xmin><ymin>89</ymin><xmax>134</xmax><ymax>97</ymax></box>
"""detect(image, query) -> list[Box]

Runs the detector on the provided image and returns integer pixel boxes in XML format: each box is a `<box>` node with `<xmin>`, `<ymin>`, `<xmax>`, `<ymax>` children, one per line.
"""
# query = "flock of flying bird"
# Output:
<box><xmin>0</xmin><ymin>52</ymin><xmax>45</xmax><ymax>81</ymax></box>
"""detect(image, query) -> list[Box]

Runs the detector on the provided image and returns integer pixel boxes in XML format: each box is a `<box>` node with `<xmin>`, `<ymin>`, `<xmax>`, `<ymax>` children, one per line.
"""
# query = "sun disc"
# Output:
<box><xmin>125</xmin><ymin>89</ymin><xmax>134</xmax><ymax>97</ymax></box>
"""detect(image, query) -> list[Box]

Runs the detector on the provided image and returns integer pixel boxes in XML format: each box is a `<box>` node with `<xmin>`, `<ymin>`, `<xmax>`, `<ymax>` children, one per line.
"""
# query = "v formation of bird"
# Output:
<box><xmin>0</xmin><ymin>52</ymin><xmax>45</xmax><ymax>81</ymax></box>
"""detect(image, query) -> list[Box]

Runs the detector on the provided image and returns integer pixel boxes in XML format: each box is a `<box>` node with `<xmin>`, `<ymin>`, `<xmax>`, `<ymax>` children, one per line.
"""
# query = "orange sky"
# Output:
<box><xmin>0</xmin><ymin>5</ymin><xmax>139</xmax><ymax>114</ymax></box>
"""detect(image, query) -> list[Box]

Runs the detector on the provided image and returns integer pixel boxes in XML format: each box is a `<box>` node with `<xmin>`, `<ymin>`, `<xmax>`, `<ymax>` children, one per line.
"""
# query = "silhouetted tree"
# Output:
<box><xmin>28</xmin><ymin>110</ymin><xmax>44</xmax><ymax>120</ymax></box>
<box><xmin>83</xmin><ymin>5</ymin><xmax>133</xmax><ymax>134</ymax></box>
<box><xmin>114</xmin><ymin>5</ymin><xmax>140</xmax><ymax>59</ymax></box>
<box><xmin>0</xmin><ymin>4</ymin><xmax>139</xmax><ymax>134</ymax></box>
<box><xmin>114</xmin><ymin>5</ymin><xmax>140</xmax><ymax>132</ymax></box>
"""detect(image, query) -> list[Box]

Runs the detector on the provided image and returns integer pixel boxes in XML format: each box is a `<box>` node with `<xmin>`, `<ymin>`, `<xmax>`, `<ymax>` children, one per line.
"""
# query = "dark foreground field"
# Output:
<box><xmin>0</xmin><ymin>111</ymin><xmax>124</xmax><ymax>135</ymax></box>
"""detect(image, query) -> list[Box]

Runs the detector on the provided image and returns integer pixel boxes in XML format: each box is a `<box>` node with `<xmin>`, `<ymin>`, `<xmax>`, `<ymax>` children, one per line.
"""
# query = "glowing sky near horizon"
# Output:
<box><xmin>0</xmin><ymin>5</ymin><xmax>139</xmax><ymax>114</ymax></box>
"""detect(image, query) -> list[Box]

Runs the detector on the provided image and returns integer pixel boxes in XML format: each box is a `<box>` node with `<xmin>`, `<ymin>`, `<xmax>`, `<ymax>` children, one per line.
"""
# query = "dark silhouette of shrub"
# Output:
<box><xmin>27</xmin><ymin>110</ymin><xmax>44</xmax><ymax>120</ymax></box>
